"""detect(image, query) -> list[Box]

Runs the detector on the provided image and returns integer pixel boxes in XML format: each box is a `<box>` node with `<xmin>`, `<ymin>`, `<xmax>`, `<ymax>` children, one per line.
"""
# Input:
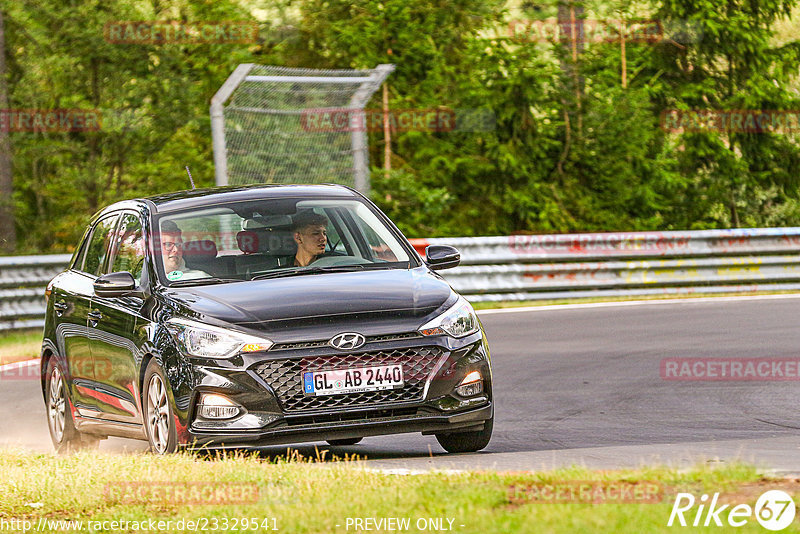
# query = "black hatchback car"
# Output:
<box><xmin>41</xmin><ymin>184</ymin><xmax>493</xmax><ymax>454</ymax></box>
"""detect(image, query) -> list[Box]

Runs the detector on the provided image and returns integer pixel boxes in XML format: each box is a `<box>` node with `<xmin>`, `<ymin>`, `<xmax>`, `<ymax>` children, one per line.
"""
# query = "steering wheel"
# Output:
<box><xmin>310</xmin><ymin>255</ymin><xmax>370</xmax><ymax>267</ymax></box>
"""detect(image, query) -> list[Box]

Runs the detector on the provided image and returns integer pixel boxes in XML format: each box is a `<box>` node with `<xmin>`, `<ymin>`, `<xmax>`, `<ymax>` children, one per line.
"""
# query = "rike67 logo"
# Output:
<box><xmin>668</xmin><ymin>490</ymin><xmax>796</xmax><ymax>530</ymax></box>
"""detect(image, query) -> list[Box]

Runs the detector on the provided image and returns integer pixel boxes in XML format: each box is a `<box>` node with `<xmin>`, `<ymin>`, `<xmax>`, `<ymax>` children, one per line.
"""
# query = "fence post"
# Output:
<box><xmin>210</xmin><ymin>64</ymin><xmax>255</xmax><ymax>186</ymax></box>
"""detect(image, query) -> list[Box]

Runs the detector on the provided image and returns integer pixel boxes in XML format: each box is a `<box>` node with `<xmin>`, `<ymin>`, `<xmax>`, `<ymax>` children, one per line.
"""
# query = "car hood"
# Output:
<box><xmin>160</xmin><ymin>267</ymin><xmax>454</xmax><ymax>339</ymax></box>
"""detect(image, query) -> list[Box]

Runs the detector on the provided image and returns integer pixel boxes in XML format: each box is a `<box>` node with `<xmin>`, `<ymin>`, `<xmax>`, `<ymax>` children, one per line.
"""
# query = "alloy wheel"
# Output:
<box><xmin>47</xmin><ymin>366</ymin><xmax>66</xmax><ymax>442</ymax></box>
<box><xmin>146</xmin><ymin>374</ymin><xmax>170</xmax><ymax>454</ymax></box>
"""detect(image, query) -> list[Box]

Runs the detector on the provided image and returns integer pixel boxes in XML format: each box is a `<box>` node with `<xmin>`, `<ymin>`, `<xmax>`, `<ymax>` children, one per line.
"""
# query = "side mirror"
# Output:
<box><xmin>425</xmin><ymin>245</ymin><xmax>461</xmax><ymax>270</ymax></box>
<box><xmin>94</xmin><ymin>271</ymin><xmax>137</xmax><ymax>298</ymax></box>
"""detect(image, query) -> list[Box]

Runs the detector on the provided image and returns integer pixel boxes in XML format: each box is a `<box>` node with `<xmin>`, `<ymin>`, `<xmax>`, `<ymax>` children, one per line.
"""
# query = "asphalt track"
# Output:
<box><xmin>2</xmin><ymin>295</ymin><xmax>800</xmax><ymax>474</ymax></box>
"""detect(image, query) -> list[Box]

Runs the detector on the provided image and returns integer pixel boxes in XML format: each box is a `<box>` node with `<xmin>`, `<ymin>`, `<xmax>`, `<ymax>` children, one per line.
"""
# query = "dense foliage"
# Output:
<box><xmin>3</xmin><ymin>0</ymin><xmax>800</xmax><ymax>252</ymax></box>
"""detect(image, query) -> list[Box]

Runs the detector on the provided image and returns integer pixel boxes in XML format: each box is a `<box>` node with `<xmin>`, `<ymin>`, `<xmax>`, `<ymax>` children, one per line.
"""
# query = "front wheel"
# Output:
<box><xmin>143</xmin><ymin>359</ymin><xmax>178</xmax><ymax>454</ymax></box>
<box><xmin>435</xmin><ymin>416</ymin><xmax>493</xmax><ymax>454</ymax></box>
<box><xmin>45</xmin><ymin>358</ymin><xmax>98</xmax><ymax>454</ymax></box>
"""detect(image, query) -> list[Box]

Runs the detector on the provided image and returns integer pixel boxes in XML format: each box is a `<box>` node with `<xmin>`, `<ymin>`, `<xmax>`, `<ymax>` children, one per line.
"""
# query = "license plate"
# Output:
<box><xmin>302</xmin><ymin>364</ymin><xmax>404</xmax><ymax>396</ymax></box>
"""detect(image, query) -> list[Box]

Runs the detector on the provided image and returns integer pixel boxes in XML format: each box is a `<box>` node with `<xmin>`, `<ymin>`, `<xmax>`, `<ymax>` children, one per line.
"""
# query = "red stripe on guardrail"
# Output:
<box><xmin>408</xmin><ymin>239</ymin><xmax>429</xmax><ymax>257</ymax></box>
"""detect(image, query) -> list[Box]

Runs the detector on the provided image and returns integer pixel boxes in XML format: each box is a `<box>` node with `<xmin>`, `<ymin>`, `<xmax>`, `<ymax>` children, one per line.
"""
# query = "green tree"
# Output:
<box><xmin>650</xmin><ymin>0</ymin><xmax>800</xmax><ymax>228</ymax></box>
<box><xmin>4</xmin><ymin>0</ymin><xmax>255</xmax><ymax>251</ymax></box>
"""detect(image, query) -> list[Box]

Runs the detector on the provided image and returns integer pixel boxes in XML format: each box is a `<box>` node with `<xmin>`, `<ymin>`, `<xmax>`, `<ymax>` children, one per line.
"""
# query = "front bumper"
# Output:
<box><xmin>176</xmin><ymin>331</ymin><xmax>493</xmax><ymax>449</ymax></box>
<box><xmin>186</xmin><ymin>403</ymin><xmax>492</xmax><ymax>449</ymax></box>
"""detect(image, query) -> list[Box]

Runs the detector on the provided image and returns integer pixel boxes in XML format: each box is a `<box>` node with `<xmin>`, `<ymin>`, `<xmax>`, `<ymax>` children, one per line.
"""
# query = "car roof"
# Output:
<box><xmin>95</xmin><ymin>184</ymin><xmax>361</xmax><ymax>219</ymax></box>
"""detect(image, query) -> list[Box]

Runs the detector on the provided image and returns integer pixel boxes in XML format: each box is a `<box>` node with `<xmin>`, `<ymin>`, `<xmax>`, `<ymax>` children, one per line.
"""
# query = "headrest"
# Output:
<box><xmin>236</xmin><ymin>229</ymin><xmax>297</xmax><ymax>255</ymax></box>
<box><xmin>237</xmin><ymin>231</ymin><xmax>259</xmax><ymax>254</ymax></box>
<box><xmin>182</xmin><ymin>239</ymin><xmax>217</xmax><ymax>258</ymax></box>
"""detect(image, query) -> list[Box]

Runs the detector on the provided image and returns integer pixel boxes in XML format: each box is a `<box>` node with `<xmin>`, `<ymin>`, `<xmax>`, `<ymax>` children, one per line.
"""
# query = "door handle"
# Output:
<box><xmin>88</xmin><ymin>310</ymin><xmax>103</xmax><ymax>325</ymax></box>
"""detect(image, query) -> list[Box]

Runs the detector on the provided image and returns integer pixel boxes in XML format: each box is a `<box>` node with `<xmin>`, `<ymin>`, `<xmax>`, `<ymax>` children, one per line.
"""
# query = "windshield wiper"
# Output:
<box><xmin>168</xmin><ymin>277</ymin><xmax>243</xmax><ymax>287</ymax></box>
<box><xmin>250</xmin><ymin>264</ymin><xmax>366</xmax><ymax>281</ymax></box>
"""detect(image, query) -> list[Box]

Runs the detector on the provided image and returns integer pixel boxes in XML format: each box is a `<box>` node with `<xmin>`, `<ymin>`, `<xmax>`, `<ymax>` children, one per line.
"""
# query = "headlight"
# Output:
<box><xmin>165</xmin><ymin>318</ymin><xmax>273</xmax><ymax>358</ymax></box>
<box><xmin>419</xmin><ymin>296</ymin><xmax>480</xmax><ymax>338</ymax></box>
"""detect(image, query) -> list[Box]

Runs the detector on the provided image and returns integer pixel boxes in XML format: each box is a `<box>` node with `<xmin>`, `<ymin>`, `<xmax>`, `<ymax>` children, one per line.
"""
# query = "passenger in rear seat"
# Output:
<box><xmin>159</xmin><ymin>220</ymin><xmax>211</xmax><ymax>281</ymax></box>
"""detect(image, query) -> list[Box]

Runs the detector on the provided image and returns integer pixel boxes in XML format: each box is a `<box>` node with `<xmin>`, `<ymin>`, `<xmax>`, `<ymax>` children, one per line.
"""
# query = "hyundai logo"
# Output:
<box><xmin>329</xmin><ymin>332</ymin><xmax>366</xmax><ymax>350</ymax></box>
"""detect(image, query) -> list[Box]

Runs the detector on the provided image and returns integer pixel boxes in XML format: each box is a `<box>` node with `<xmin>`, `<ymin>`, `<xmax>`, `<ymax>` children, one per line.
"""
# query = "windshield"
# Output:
<box><xmin>153</xmin><ymin>197</ymin><xmax>416</xmax><ymax>286</ymax></box>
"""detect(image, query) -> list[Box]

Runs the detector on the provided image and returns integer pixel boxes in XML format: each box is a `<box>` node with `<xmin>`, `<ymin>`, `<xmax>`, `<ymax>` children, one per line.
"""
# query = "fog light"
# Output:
<box><xmin>198</xmin><ymin>393</ymin><xmax>241</xmax><ymax>420</ymax></box>
<box><xmin>456</xmin><ymin>371</ymin><xmax>483</xmax><ymax>397</ymax></box>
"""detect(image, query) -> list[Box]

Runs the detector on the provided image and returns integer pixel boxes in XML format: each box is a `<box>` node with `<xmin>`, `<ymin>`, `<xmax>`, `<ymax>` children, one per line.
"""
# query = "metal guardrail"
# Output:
<box><xmin>411</xmin><ymin>228</ymin><xmax>800</xmax><ymax>263</ymax></box>
<box><xmin>0</xmin><ymin>254</ymin><xmax>71</xmax><ymax>331</ymax></box>
<box><xmin>408</xmin><ymin>227</ymin><xmax>800</xmax><ymax>302</ymax></box>
<box><xmin>3</xmin><ymin>228</ymin><xmax>800</xmax><ymax>330</ymax></box>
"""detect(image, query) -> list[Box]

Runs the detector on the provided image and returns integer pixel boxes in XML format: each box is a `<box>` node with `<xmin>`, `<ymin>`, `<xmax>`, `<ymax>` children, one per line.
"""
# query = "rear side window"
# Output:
<box><xmin>110</xmin><ymin>213</ymin><xmax>145</xmax><ymax>285</ymax></box>
<box><xmin>82</xmin><ymin>215</ymin><xmax>120</xmax><ymax>276</ymax></box>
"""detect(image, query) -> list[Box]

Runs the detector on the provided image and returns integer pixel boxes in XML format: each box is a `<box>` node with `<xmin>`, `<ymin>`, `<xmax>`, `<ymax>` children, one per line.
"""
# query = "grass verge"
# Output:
<box><xmin>0</xmin><ymin>450</ymin><xmax>797</xmax><ymax>533</ymax></box>
<box><xmin>0</xmin><ymin>329</ymin><xmax>41</xmax><ymax>365</ymax></box>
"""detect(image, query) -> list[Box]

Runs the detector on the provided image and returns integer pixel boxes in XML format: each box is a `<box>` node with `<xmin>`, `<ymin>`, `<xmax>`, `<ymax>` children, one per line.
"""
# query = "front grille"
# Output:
<box><xmin>271</xmin><ymin>332</ymin><xmax>422</xmax><ymax>351</ymax></box>
<box><xmin>253</xmin><ymin>346</ymin><xmax>445</xmax><ymax>413</ymax></box>
<box><xmin>366</xmin><ymin>332</ymin><xmax>422</xmax><ymax>343</ymax></box>
<box><xmin>270</xmin><ymin>340</ymin><xmax>329</xmax><ymax>351</ymax></box>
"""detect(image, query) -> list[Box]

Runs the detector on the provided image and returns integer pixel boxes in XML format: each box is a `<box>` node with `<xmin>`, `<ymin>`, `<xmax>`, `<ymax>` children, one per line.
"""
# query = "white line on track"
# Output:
<box><xmin>0</xmin><ymin>359</ymin><xmax>39</xmax><ymax>373</ymax></box>
<box><xmin>476</xmin><ymin>292</ymin><xmax>800</xmax><ymax>315</ymax></box>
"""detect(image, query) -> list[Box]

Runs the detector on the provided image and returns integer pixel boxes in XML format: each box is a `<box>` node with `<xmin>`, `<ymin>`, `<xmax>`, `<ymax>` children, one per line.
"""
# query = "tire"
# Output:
<box><xmin>45</xmin><ymin>358</ymin><xmax>99</xmax><ymax>454</ymax></box>
<box><xmin>435</xmin><ymin>416</ymin><xmax>493</xmax><ymax>454</ymax></box>
<box><xmin>326</xmin><ymin>437</ymin><xmax>363</xmax><ymax>446</ymax></box>
<box><xmin>143</xmin><ymin>359</ymin><xmax>178</xmax><ymax>454</ymax></box>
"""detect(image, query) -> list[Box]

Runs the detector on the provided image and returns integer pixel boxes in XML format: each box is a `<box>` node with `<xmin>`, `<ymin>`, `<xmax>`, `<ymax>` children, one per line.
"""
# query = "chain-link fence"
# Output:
<box><xmin>211</xmin><ymin>64</ymin><xmax>394</xmax><ymax>193</ymax></box>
